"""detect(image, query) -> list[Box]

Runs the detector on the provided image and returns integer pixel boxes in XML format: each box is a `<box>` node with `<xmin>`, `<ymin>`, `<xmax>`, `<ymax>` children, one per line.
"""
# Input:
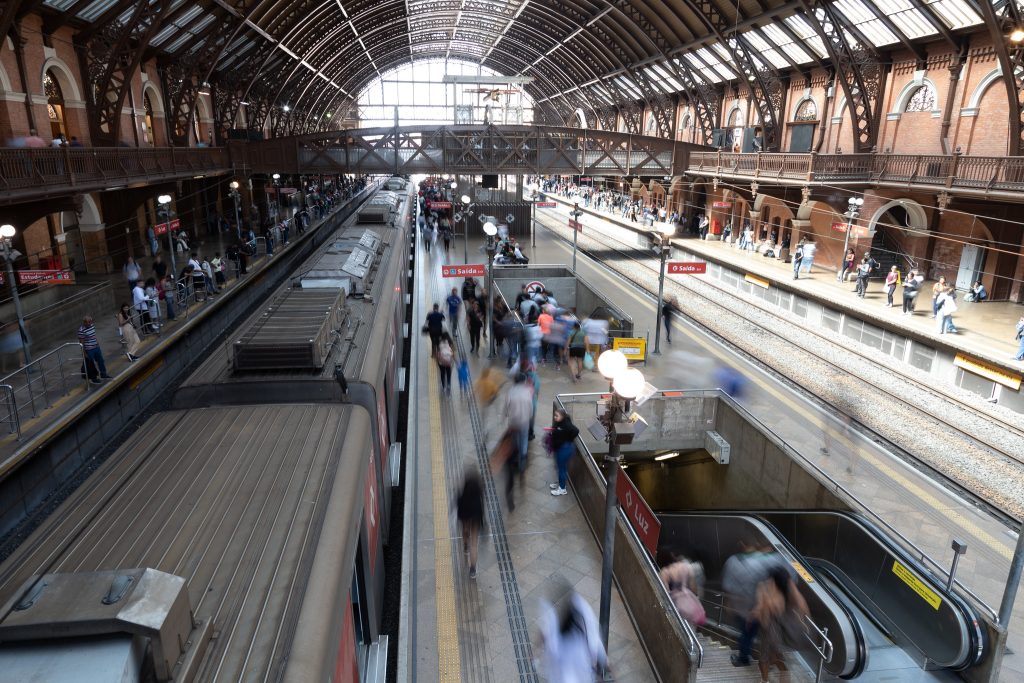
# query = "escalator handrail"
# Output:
<box><xmin>781</xmin><ymin>509</ymin><xmax>987</xmax><ymax>670</ymax></box>
<box><xmin>659</xmin><ymin>512</ymin><xmax>866</xmax><ymax>678</ymax></box>
<box><xmin>803</xmin><ymin>613</ymin><xmax>835</xmax><ymax>671</ymax></box>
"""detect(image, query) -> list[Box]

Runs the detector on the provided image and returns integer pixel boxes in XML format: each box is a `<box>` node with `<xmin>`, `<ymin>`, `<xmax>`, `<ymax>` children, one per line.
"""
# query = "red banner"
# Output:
<box><xmin>153</xmin><ymin>218</ymin><xmax>181</xmax><ymax>236</ymax></box>
<box><xmin>442</xmin><ymin>264</ymin><xmax>486</xmax><ymax>278</ymax></box>
<box><xmin>616</xmin><ymin>470</ymin><xmax>661</xmax><ymax>557</ymax></box>
<box><xmin>667</xmin><ymin>261</ymin><xmax>707</xmax><ymax>275</ymax></box>
<box><xmin>428</xmin><ymin>201</ymin><xmax>452</xmax><ymax>209</ymax></box>
<box><xmin>0</xmin><ymin>270</ymin><xmax>75</xmax><ymax>286</ymax></box>
<box><xmin>712</xmin><ymin>201</ymin><xmax>732</xmax><ymax>209</ymax></box>
<box><xmin>831</xmin><ymin>221</ymin><xmax>849</xmax><ymax>233</ymax></box>
<box><xmin>536</xmin><ymin>201</ymin><xmax>557</xmax><ymax>208</ymax></box>
<box><xmin>568</xmin><ymin>219</ymin><xmax>583</xmax><ymax>232</ymax></box>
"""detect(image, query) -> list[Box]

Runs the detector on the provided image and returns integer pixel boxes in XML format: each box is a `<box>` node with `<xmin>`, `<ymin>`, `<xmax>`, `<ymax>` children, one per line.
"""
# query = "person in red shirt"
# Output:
<box><xmin>537</xmin><ymin>305</ymin><xmax>553</xmax><ymax>363</ymax></box>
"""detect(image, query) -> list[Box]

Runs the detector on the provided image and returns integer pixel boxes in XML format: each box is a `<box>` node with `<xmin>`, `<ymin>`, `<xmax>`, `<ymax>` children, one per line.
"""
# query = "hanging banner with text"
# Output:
<box><xmin>153</xmin><ymin>218</ymin><xmax>181</xmax><ymax>236</ymax></box>
<box><xmin>568</xmin><ymin>219</ymin><xmax>583</xmax><ymax>232</ymax></box>
<box><xmin>667</xmin><ymin>261</ymin><xmax>707</xmax><ymax>275</ymax></box>
<box><xmin>616</xmin><ymin>470</ymin><xmax>661</xmax><ymax>558</ymax></box>
<box><xmin>441</xmin><ymin>264</ymin><xmax>486</xmax><ymax>278</ymax></box>
<box><xmin>712</xmin><ymin>201</ymin><xmax>732</xmax><ymax>209</ymax></box>
<box><xmin>427</xmin><ymin>201</ymin><xmax>452</xmax><ymax>209</ymax></box>
<box><xmin>0</xmin><ymin>270</ymin><xmax>76</xmax><ymax>286</ymax></box>
<box><xmin>536</xmin><ymin>202</ymin><xmax>557</xmax><ymax>208</ymax></box>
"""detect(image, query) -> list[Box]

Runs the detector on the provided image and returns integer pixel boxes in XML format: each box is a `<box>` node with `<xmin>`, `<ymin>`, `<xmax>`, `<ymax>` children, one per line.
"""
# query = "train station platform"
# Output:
<box><xmin>400</xmin><ymin>202</ymin><xmax>1024</xmax><ymax>680</ymax></box>
<box><xmin>541</xmin><ymin>194</ymin><xmax>1024</xmax><ymax>370</ymax></box>
<box><xmin>0</xmin><ymin>188</ymin><xmax>372</xmax><ymax>511</ymax></box>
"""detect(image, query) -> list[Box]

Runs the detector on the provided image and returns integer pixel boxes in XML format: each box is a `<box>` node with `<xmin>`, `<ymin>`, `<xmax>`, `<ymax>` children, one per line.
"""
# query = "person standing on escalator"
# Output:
<box><xmin>724</xmin><ymin>538</ymin><xmax>790</xmax><ymax>669</ymax></box>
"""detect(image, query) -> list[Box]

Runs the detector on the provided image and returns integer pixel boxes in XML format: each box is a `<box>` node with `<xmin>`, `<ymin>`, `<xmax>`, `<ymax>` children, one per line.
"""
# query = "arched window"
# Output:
<box><xmin>794</xmin><ymin>99</ymin><xmax>817</xmax><ymax>121</ymax></box>
<box><xmin>645</xmin><ymin>114</ymin><xmax>657</xmax><ymax>135</ymax></box>
<box><xmin>44</xmin><ymin>70</ymin><xmax>66</xmax><ymax>138</ymax></box>
<box><xmin>904</xmin><ymin>84</ymin><xmax>936</xmax><ymax>113</ymax></box>
<box><xmin>679</xmin><ymin>114</ymin><xmax>691</xmax><ymax>141</ymax></box>
<box><xmin>143</xmin><ymin>92</ymin><xmax>155</xmax><ymax>145</ymax></box>
<box><xmin>728</xmin><ymin>108</ymin><xmax>744</xmax><ymax>152</ymax></box>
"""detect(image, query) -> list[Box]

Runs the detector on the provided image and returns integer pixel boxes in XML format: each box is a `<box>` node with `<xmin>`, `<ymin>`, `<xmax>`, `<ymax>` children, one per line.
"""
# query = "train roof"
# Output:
<box><xmin>182</xmin><ymin>192</ymin><xmax>406</xmax><ymax>388</ymax></box>
<box><xmin>0</xmin><ymin>403</ymin><xmax>369</xmax><ymax>681</ymax></box>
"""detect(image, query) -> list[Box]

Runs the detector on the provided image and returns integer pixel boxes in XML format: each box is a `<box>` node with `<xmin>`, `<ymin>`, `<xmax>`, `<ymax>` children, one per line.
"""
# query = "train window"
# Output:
<box><xmin>908</xmin><ymin>343</ymin><xmax>936</xmax><ymax>373</ymax></box>
<box><xmin>956</xmin><ymin>368</ymin><xmax>996</xmax><ymax>400</ymax></box>
<box><xmin>821</xmin><ymin>307</ymin><xmax>841</xmax><ymax>332</ymax></box>
<box><xmin>792</xmin><ymin>297</ymin><xmax>808</xmax><ymax>319</ymax></box>
<box><xmin>351</xmin><ymin>552</ymin><xmax>370</xmax><ymax>676</ymax></box>
<box><xmin>891</xmin><ymin>336</ymin><xmax>906</xmax><ymax>362</ymax></box>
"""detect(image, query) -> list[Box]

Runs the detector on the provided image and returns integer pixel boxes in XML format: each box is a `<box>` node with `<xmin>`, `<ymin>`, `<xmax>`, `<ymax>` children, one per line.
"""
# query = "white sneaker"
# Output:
<box><xmin>548</xmin><ymin>483</ymin><xmax>560</xmax><ymax>490</ymax></box>
<box><xmin>550</xmin><ymin>487</ymin><xmax>567</xmax><ymax>496</ymax></box>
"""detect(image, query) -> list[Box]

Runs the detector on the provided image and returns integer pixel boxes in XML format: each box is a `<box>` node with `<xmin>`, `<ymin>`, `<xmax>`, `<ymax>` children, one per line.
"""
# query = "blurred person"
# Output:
<box><xmin>159</xmin><ymin>275</ymin><xmax>176</xmax><ymax>321</ymax></box>
<box><xmin>547</xmin><ymin>408</ymin><xmax>578</xmax><ymax>496</ymax></box>
<box><xmin>936</xmin><ymin>288</ymin><xmax>958</xmax><ymax>334</ymax></box>
<box><xmin>456</xmin><ymin>465</ymin><xmax>485</xmax><ymax>579</ymax></box>
<box><xmin>123</xmin><ymin>256</ymin><xmax>142</xmax><ymax>288</ymax></box>
<box><xmin>457</xmin><ymin>354</ymin><xmax>471</xmax><ymax>399</ymax></box>
<box><xmin>24</xmin><ymin>129</ymin><xmax>45</xmax><ymax>148</ymax></box>
<box><xmin>1014</xmin><ymin>316</ymin><xmax>1024</xmax><ymax>362</ymax></box>
<box><xmin>538</xmin><ymin>578</ymin><xmax>608</xmax><ymax>682</ymax></box>
<box><xmin>467</xmin><ymin>299</ymin><xmax>485</xmax><ymax>354</ymax></box>
<box><xmin>581</xmin><ymin>316</ymin><xmax>609</xmax><ymax>359</ymax></box>
<box><xmin>143</xmin><ymin>278</ymin><xmax>161</xmax><ymax>328</ymax></box>
<box><xmin>446</xmin><ymin>287</ymin><xmax>461</xmax><ymax>337</ymax></box>
<box><xmin>661</xmin><ymin>297</ymin><xmax>675</xmax><ymax>344</ymax></box>
<box><xmin>116</xmin><ymin>304</ymin><xmax>141</xmax><ymax>362</ymax></box>
<box><xmin>791</xmin><ymin>239</ymin><xmax>804</xmax><ymax>280</ymax></box>
<box><xmin>902</xmin><ymin>269</ymin><xmax>923</xmax><ymax>315</ymax></box>
<box><xmin>475</xmin><ymin>365</ymin><xmax>504</xmax><ymax>444</ymax></box>
<box><xmin>714</xmin><ymin>364</ymin><xmax>748</xmax><ymax>399</ymax></box>
<box><xmin>723</xmin><ymin>538</ymin><xmax>788</xmax><ymax>667</ymax></box>
<box><xmin>505</xmin><ymin>372</ymin><xmax>534</xmax><ymax>509</ymax></box>
<box><xmin>424</xmin><ymin>303</ymin><xmax>445</xmax><ymax>356</ymax></box>
<box><xmin>799</xmin><ymin>238</ymin><xmax>817</xmax><ymax>273</ymax></box>
<box><xmin>461</xmin><ymin>276</ymin><xmax>477</xmax><ymax>313</ymax></box>
<box><xmin>819</xmin><ymin>403</ymin><xmax>857</xmax><ymax>474</ymax></box>
<box><xmin>931</xmin><ymin>275</ymin><xmax>948</xmax><ymax>317</ymax></box>
<box><xmin>660</xmin><ymin>555</ymin><xmax>706</xmax><ymax>626</ymax></box>
<box><xmin>752</xmin><ymin>566</ymin><xmax>810</xmax><ymax>683</ymax></box>
<box><xmin>566</xmin><ymin>321</ymin><xmax>587</xmax><ymax>381</ymax></box>
<box><xmin>436</xmin><ymin>332</ymin><xmax>455</xmax><ymax>396</ymax></box>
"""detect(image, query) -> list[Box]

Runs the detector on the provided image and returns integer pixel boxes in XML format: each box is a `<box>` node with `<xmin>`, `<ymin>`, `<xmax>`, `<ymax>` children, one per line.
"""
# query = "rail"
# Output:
<box><xmin>803</xmin><ymin>614</ymin><xmax>834</xmax><ymax>683</ymax></box>
<box><xmin>0</xmin><ymin>384</ymin><xmax>18</xmax><ymax>438</ymax></box>
<box><xmin>687</xmin><ymin>150</ymin><xmax>1024</xmax><ymax>194</ymax></box>
<box><xmin>555</xmin><ymin>389</ymin><xmax>1000</xmax><ymax>623</ymax></box>
<box><xmin>0</xmin><ymin>342</ymin><xmax>86</xmax><ymax>436</ymax></box>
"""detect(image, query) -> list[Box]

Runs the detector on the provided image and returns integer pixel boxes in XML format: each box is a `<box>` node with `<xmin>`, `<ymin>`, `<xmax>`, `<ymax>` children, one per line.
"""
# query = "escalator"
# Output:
<box><xmin>658</xmin><ymin>511</ymin><xmax>986</xmax><ymax>679</ymax></box>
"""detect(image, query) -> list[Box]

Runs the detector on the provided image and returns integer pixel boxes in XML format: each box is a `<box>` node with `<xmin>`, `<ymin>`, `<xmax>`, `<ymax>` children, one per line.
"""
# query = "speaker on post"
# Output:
<box><xmin>482</xmin><ymin>174</ymin><xmax>499</xmax><ymax>189</ymax></box>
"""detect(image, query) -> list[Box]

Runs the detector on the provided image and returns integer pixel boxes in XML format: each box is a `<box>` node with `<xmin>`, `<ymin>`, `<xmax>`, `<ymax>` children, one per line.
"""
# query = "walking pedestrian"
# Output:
<box><xmin>467</xmin><ymin>300</ymin><xmax>484</xmax><ymax>354</ymax></box>
<box><xmin>77</xmin><ymin>316</ymin><xmax>111</xmax><ymax>383</ymax></box>
<box><xmin>538</xmin><ymin>578</ymin><xmax>609</xmax><ymax>682</ymax></box>
<box><xmin>436</xmin><ymin>332</ymin><xmax>454</xmax><ymax>395</ymax></box>
<box><xmin>441</xmin><ymin>223</ymin><xmax>452</xmax><ymax>253</ymax></box>
<box><xmin>724</xmin><ymin>538</ymin><xmax>790</xmax><ymax>668</ymax></box>
<box><xmin>661</xmin><ymin>297</ymin><xmax>675</xmax><ymax>344</ymax></box>
<box><xmin>884</xmin><ymin>266</ymin><xmax>899</xmax><ymax>307</ymax></box>
<box><xmin>424</xmin><ymin>303</ymin><xmax>445</xmax><ymax>356</ymax></box>
<box><xmin>936</xmin><ymin>289</ymin><xmax>958</xmax><ymax>334</ymax></box>
<box><xmin>457</xmin><ymin>355</ymin><xmax>471</xmax><ymax>398</ymax></box>
<box><xmin>931</xmin><ymin>276</ymin><xmax>948</xmax><ymax>317</ymax></box>
<box><xmin>660</xmin><ymin>556</ymin><xmax>706</xmax><ymax>625</ymax></box>
<box><xmin>123</xmin><ymin>256</ymin><xmax>142</xmax><ymax>289</ymax></box>
<box><xmin>547</xmin><ymin>409</ymin><xmax>579</xmax><ymax>496</ymax></box>
<box><xmin>456</xmin><ymin>465</ymin><xmax>485</xmax><ymax>579</ymax></box>
<box><xmin>504</xmin><ymin>372</ymin><xmax>534</xmax><ymax>510</ymax></box>
<box><xmin>567</xmin><ymin>322</ymin><xmax>587</xmax><ymax>381</ymax></box>
<box><xmin>799</xmin><ymin>238</ymin><xmax>817</xmax><ymax>274</ymax></box>
<box><xmin>446</xmin><ymin>287</ymin><xmax>461</xmax><ymax>337</ymax></box>
<box><xmin>751</xmin><ymin>566</ymin><xmax>810</xmax><ymax>683</ymax></box>
<box><xmin>791</xmin><ymin>240</ymin><xmax>804</xmax><ymax>280</ymax></box>
<box><xmin>116</xmin><ymin>304</ymin><xmax>141</xmax><ymax>362</ymax></box>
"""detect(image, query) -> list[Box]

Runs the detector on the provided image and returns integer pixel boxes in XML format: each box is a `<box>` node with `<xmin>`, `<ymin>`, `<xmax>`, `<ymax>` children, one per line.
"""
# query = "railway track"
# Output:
<box><xmin>535</xmin><ymin>209</ymin><xmax>1024</xmax><ymax>512</ymax></box>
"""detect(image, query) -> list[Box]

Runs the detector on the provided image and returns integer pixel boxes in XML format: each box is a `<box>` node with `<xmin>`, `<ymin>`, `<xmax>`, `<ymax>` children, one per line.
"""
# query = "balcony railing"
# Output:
<box><xmin>0</xmin><ymin>146</ymin><xmax>231</xmax><ymax>202</ymax></box>
<box><xmin>687</xmin><ymin>151</ymin><xmax>1024</xmax><ymax>194</ymax></box>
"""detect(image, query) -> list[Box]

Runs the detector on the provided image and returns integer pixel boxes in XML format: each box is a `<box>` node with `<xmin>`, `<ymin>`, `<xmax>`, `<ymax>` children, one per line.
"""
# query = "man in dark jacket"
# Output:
<box><xmin>548</xmin><ymin>408</ymin><xmax>579</xmax><ymax>496</ymax></box>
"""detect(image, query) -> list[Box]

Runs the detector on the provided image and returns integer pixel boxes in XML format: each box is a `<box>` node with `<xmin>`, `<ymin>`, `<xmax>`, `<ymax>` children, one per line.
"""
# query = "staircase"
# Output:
<box><xmin>870</xmin><ymin>229</ymin><xmax>917</xmax><ymax>279</ymax></box>
<box><xmin>696</xmin><ymin>634</ymin><xmax>815</xmax><ymax>682</ymax></box>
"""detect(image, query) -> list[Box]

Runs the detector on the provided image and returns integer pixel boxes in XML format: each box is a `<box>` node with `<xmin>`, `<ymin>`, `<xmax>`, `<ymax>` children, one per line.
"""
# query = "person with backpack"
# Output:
<box><xmin>547</xmin><ymin>409</ymin><xmax>579</xmax><ymax>496</ymax></box>
<box><xmin>436</xmin><ymin>332</ymin><xmax>455</xmax><ymax>395</ymax></box>
<box><xmin>791</xmin><ymin>240</ymin><xmax>804</xmax><ymax>280</ymax></box>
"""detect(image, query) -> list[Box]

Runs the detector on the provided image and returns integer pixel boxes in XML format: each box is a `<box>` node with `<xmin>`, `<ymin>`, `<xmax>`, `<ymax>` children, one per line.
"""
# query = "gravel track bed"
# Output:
<box><xmin>539</xmin><ymin>214</ymin><xmax>1024</xmax><ymax>521</ymax></box>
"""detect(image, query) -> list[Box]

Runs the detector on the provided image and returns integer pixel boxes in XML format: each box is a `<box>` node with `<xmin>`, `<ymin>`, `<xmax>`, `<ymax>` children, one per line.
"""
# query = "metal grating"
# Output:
<box><xmin>232</xmin><ymin>289</ymin><xmax>345</xmax><ymax>371</ymax></box>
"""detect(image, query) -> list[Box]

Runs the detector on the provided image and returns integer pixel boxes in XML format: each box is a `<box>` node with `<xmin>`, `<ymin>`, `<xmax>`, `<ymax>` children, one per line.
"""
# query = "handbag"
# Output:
<box><xmin>582</xmin><ymin>352</ymin><xmax>595</xmax><ymax>370</ymax></box>
<box><xmin>421</xmin><ymin>324</ymin><xmax>430</xmax><ymax>335</ymax></box>
<box><xmin>671</xmin><ymin>587</ymin><xmax>706</xmax><ymax>626</ymax></box>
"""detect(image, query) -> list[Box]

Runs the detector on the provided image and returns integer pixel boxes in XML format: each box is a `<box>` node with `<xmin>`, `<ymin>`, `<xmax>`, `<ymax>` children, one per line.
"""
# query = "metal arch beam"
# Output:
<box><xmin>0</xmin><ymin>1</ymin><xmax>22</xmax><ymax>43</ymax></box>
<box><xmin>679</xmin><ymin>0</ymin><xmax>787</xmax><ymax>151</ymax></box>
<box><xmin>799</xmin><ymin>0</ymin><xmax>886</xmax><ymax>153</ymax></box>
<box><xmin>663</xmin><ymin>58</ymin><xmax>720</xmax><ymax>145</ymax></box>
<box><xmin>75</xmin><ymin>0</ymin><xmax>177</xmax><ymax>146</ymax></box>
<box><xmin>979</xmin><ymin>0</ymin><xmax>1024</xmax><ymax>155</ymax></box>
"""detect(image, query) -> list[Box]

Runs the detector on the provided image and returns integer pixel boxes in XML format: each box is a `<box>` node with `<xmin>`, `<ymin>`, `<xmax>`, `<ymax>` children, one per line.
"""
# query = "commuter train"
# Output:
<box><xmin>0</xmin><ymin>183</ymin><xmax>413</xmax><ymax>682</ymax></box>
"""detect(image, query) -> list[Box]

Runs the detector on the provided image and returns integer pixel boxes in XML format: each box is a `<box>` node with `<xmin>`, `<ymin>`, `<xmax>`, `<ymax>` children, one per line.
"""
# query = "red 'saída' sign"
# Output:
<box><xmin>568</xmin><ymin>219</ymin><xmax>583</xmax><ymax>232</ymax></box>
<box><xmin>428</xmin><ymin>201</ymin><xmax>452</xmax><ymax>209</ymax></box>
<box><xmin>712</xmin><ymin>201</ymin><xmax>732</xmax><ymax>209</ymax></box>
<box><xmin>667</xmin><ymin>261</ymin><xmax>707</xmax><ymax>275</ymax></box>
<box><xmin>831</xmin><ymin>221</ymin><xmax>849</xmax><ymax>233</ymax></box>
<box><xmin>153</xmin><ymin>218</ymin><xmax>181</xmax><ymax>236</ymax></box>
<box><xmin>536</xmin><ymin>201</ymin><xmax>557</xmax><ymax>208</ymax></box>
<box><xmin>442</xmin><ymin>264</ymin><xmax>486</xmax><ymax>278</ymax></box>
<box><xmin>616</xmin><ymin>470</ymin><xmax>661</xmax><ymax>557</ymax></box>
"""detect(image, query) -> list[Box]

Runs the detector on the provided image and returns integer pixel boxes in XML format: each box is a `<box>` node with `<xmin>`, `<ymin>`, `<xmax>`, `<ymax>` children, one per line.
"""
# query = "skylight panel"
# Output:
<box><xmin>42</xmin><ymin>0</ymin><xmax>77</xmax><ymax>10</ymax></box>
<box><xmin>757</xmin><ymin>24</ymin><xmax>813</xmax><ymax>64</ymax></box>
<box><xmin>76</xmin><ymin>0</ymin><xmax>119</xmax><ymax>22</ymax></box>
<box><xmin>833</xmin><ymin>0</ymin><xmax>899</xmax><ymax>45</ymax></box>
<box><xmin>872</xmin><ymin>0</ymin><xmax>936</xmax><ymax>38</ymax></box>
<box><xmin>741</xmin><ymin>30</ymin><xmax>789</xmax><ymax>69</ymax></box>
<box><xmin>925</xmin><ymin>0</ymin><xmax>982</xmax><ymax>29</ymax></box>
<box><xmin>784</xmin><ymin>14</ymin><xmax>829</xmax><ymax>59</ymax></box>
<box><xmin>683</xmin><ymin>54</ymin><xmax>723</xmax><ymax>83</ymax></box>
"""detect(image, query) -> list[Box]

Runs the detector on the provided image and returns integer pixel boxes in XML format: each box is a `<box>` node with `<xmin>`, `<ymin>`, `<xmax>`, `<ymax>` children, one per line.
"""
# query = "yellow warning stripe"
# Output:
<box><xmin>426</xmin><ymin>285</ymin><xmax>462</xmax><ymax>681</ymax></box>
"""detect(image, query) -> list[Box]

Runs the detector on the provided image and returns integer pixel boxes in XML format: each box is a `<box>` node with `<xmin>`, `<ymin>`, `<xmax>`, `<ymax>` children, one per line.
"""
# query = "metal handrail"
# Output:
<box><xmin>556</xmin><ymin>389</ymin><xmax>1001</xmax><ymax>621</ymax></box>
<box><xmin>803</xmin><ymin>613</ymin><xmax>834</xmax><ymax>683</ymax></box>
<box><xmin>0</xmin><ymin>342</ymin><xmax>86</xmax><ymax>422</ymax></box>
<box><xmin>0</xmin><ymin>384</ymin><xmax>19</xmax><ymax>438</ymax></box>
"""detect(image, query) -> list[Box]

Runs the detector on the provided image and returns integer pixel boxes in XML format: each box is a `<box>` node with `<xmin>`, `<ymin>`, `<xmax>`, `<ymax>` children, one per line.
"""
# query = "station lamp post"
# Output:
<box><xmin>653</xmin><ymin>222</ymin><xmax>675</xmax><ymax>354</ymax></box>
<box><xmin>460</xmin><ymin>194</ymin><xmax>474</xmax><ymax>264</ymax></box>
<box><xmin>596</xmin><ymin>349</ymin><xmax>646</xmax><ymax>648</ymax></box>
<box><xmin>157</xmin><ymin>194</ymin><xmax>176</xmax><ymax>276</ymax></box>
<box><xmin>570</xmin><ymin>202</ymin><xmax>583</xmax><ymax>273</ymax></box>
<box><xmin>837</xmin><ymin>197</ymin><xmax>864</xmax><ymax>280</ymax></box>
<box><xmin>228</xmin><ymin>181</ymin><xmax>242</xmax><ymax>240</ymax></box>
<box><xmin>272</xmin><ymin>173</ymin><xmax>282</xmax><ymax>224</ymax></box>
<box><xmin>0</xmin><ymin>224</ymin><xmax>30</xmax><ymax>365</ymax></box>
<box><xmin>528</xmin><ymin>181</ymin><xmax>539</xmax><ymax>248</ymax></box>
<box><xmin>483</xmin><ymin>220</ymin><xmax>498</xmax><ymax>358</ymax></box>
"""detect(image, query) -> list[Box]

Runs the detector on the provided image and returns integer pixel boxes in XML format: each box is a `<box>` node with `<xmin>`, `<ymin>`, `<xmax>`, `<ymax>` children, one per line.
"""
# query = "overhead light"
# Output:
<box><xmin>283</xmin><ymin>105</ymin><xmax>291</xmax><ymax>112</ymax></box>
<box><xmin>1012</xmin><ymin>28</ymin><xmax>1024</xmax><ymax>43</ymax></box>
<box><xmin>654</xmin><ymin>452</ymin><xmax>680</xmax><ymax>461</ymax></box>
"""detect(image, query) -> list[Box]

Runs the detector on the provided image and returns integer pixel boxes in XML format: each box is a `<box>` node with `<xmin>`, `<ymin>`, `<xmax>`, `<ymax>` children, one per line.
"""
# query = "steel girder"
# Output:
<box><xmin>980</xmin><ymin>0</ymin><xmax>1024</xmax><ymax>155</ymax></box>
<box><xmin>800</xmin><ymin>1</ymin><xmax>885</xmax><ymax>153</ymax></box>
<box><xmin>75</xmin><ymin>0</ymin><xmax>176</xmax><ymax>146</ymax></box>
